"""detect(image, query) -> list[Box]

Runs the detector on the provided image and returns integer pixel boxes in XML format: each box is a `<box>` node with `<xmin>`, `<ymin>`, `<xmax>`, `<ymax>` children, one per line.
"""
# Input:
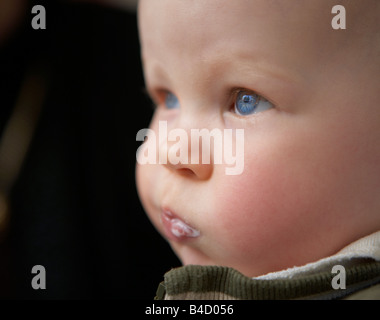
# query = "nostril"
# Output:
<box><xmin>177</xmin><ymin>168</ymin><xmax>196</xmax><ymax>177</ymax></box>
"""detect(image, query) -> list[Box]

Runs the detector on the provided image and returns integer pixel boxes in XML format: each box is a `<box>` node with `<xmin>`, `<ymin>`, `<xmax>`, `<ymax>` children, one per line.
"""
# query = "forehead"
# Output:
<box><xmin>138</xmin><ymin>0</ymin><xmax>333</xmax><ymax>77</ymax></box>
<box><xmin>138</xmin><ymin>0</ymin><xmax>378</xmax><ymax>91</ymax></box>
<box><xmin>138</xmin><ymin>0</ymin><xmax>306</xmax><ymax>55</ymax></box>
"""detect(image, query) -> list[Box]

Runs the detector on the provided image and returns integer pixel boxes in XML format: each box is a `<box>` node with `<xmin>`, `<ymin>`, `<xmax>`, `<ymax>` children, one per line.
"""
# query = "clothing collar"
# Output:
<box><xmin>256</xmin><ymin>231</ymin><xmax>380</xmax><ymax>280</ymax></box>
<box><xmin>156</xmin><ymin>231</ymin><xmax>380</xmax><ymax>300</ymax></box>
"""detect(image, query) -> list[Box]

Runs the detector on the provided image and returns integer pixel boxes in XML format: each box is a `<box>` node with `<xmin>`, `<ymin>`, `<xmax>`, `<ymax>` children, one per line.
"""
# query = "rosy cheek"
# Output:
<box><xmin>211</xmin><ymin>163</ymin><xmax>282</xmax><ymax>250</ymax></box>
<box><xmin>206</xmin><ymin>147</ymin><xmax>325</xmax><ymax>274</ymax></box>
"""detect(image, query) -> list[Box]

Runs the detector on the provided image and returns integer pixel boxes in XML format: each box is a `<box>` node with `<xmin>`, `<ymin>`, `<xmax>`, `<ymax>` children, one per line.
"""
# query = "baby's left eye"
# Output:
<box><xmin>165</xmin><ymin>92</ymin><xmax>180</xmax><ymax>110</ymax></box>
<box><xmin>234</xmin><ymin>91</ymin><xmax>274</xmax><ymax>116</ymax></box>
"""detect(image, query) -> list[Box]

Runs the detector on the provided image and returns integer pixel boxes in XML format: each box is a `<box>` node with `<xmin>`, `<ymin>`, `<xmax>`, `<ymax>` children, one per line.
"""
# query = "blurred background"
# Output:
<box><xmin>0</xmin><ymin>0</ymin><xmax>180</xmax><ymax>299</ymax></box>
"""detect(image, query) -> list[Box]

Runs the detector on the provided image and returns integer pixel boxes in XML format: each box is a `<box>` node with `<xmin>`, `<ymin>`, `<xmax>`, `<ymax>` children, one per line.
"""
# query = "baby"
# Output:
<box><xmin>136</xmin><ymin>0</ymin><xmax>380</xmax><ymax>299</ymax></box>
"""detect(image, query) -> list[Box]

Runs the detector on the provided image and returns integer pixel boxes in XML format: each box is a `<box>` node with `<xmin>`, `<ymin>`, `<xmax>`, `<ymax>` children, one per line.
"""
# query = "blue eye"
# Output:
<box><xmin>234</xmin><ymin>91</ymin><xmax>273</xmax><ymax>116</ymax></box>
<box><xmin>165</xmin><ymin>92</ymin><xmax>180</xmax><ymax>109</ymax></box>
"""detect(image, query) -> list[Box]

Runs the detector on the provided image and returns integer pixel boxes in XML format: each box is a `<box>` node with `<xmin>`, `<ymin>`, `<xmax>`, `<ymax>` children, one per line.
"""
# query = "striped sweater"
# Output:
<box><xmin>155</xmin><ymin>231</ymin><xmax>380</xmax><ymax>300</ymax></box>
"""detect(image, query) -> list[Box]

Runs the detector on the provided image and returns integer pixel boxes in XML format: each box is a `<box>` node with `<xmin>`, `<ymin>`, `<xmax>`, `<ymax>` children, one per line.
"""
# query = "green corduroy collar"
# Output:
<box><xmin>155</xmin><ymin>260</ymin><xmax>380</xmax><ymax>300</ymax></box>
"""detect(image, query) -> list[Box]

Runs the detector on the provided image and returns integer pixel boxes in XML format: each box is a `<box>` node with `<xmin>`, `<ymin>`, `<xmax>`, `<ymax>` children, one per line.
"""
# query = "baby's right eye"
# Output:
<box><xmin>234</xmin><ymin>90</ymin><xmax>274</xmax><ymax>116</ymax></box>
<box><xmin>165</xmin><ymin>92</ymin><xmax>180</xmax><ymax>109</ymax></box>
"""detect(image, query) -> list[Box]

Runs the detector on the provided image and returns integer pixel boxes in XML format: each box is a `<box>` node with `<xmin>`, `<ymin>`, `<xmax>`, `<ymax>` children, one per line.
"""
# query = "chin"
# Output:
<box><xmin>172</xmin><ymin>244</ymin><xmax>215</xmax><ymax>267</ymax></box>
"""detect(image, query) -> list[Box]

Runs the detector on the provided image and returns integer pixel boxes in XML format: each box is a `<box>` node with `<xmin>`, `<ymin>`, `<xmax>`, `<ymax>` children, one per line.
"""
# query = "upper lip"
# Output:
<box><xmin>162</xmin><ymin>207</ymin><xmax>189</xmax><ymax>224</ymax></box>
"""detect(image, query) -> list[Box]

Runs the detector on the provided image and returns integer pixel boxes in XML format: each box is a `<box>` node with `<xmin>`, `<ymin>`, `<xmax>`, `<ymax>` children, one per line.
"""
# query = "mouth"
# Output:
<box><xmin>161</xmin><ymin>208</ymin><xmax>200</xmax><ymax>242</ymax></box>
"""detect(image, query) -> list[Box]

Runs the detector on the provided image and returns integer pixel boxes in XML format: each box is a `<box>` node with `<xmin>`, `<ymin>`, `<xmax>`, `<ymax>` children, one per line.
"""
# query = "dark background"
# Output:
<box><xmin>0</xmin><ymin>0</ymin><xmax>180</xmax><ymax>299</ymax></box>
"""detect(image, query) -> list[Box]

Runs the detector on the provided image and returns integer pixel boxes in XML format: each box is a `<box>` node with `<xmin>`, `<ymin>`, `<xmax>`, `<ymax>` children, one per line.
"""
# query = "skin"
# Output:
<box><xmin>136</xmin><ymin>0</ymin><xmax>380</xmax><ymax>277</ymax></box>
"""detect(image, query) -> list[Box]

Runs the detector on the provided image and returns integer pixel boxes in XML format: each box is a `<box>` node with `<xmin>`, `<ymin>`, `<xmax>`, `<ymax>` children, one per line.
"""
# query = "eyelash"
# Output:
<box><xmin>230</xmin><ymin>88</ymin><xmax>274</xmax><ymax>115</ymax></box>
<box><xmin>145</xmin><ymin>87</ymin><xmax>274</xmax><ymax>115</ymax></box>
<box><xmin>149</xmin><ymin>89</ymin><xmax>171</xmax><ymax>109</ymax></box>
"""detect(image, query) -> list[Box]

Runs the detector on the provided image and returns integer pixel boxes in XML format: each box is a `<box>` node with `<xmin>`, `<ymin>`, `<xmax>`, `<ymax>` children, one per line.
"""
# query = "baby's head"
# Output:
<box><xmin>136</xmin><ymin>0</ymin><xmax>380</xmax><ymax>277</ymax></box>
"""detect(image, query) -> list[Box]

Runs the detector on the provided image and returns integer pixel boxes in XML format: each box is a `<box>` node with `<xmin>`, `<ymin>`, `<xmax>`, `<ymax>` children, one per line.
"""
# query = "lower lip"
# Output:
<box><xmin>161</xmin><ymin>209</ymin><xmax>200</xmax><ymax>242</ymax></box>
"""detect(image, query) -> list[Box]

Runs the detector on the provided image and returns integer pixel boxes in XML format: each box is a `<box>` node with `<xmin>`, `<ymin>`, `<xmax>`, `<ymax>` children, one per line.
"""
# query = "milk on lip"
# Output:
<box><xmin>170</xmin><ymin>218</ymin><xmax>200</xmax><ymax>238</ymax></box>
<box><xmin>162</xmin><ymin>209</ymin><xmax>200</xmax><ymax>239</ymax></box>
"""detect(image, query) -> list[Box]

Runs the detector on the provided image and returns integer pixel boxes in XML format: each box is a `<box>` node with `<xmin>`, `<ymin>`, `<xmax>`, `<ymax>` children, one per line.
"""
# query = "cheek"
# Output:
<box><xmin>136</xmin><ymin>163</ymin><xmax>152</xmax><ymax>216</ymax></box>
<box><xmin>136</xmin><ymin>153</ymin><xmax>162</xmax><ymax>232</ymax></box>
<box><xmin>205</xmin><ymin>132</ymin><xmax>349</xmax><ymax>274</ymax></box>
<box><xmin>210</xmin><ymin>159</ymin><xmax>302</xmax><ymax>256</ymax></box>
<box><xmin>135</xmin><ymin>116</ymin><xmax>161</xmax><ymax>214</ymax></box>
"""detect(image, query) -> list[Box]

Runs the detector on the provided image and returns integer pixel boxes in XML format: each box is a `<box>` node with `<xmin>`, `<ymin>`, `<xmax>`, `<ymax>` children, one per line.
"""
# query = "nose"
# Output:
<box><xmin>159</xmin><ymin>127</ymin><xmax>213</xmax><ymax>180</ymax></box>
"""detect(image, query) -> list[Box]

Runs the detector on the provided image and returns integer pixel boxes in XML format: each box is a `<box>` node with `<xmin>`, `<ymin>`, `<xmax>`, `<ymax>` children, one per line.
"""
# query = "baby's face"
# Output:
<box><xmin>136</xmin><ymin>0</ymin><xmax>380</xmax><ymax>276</ymax></box>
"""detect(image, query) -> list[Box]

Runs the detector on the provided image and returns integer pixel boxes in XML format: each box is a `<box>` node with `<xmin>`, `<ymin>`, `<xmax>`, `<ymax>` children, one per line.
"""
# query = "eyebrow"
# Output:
<box><xmin>143</xmin><ymin>46</ymin><xmax>305</xmax><ymax>109</ymax></box>
<box><xmin>231</xmin><ymin>50</ymin><xmax>305</xmax><ymax>87</ymax></box>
